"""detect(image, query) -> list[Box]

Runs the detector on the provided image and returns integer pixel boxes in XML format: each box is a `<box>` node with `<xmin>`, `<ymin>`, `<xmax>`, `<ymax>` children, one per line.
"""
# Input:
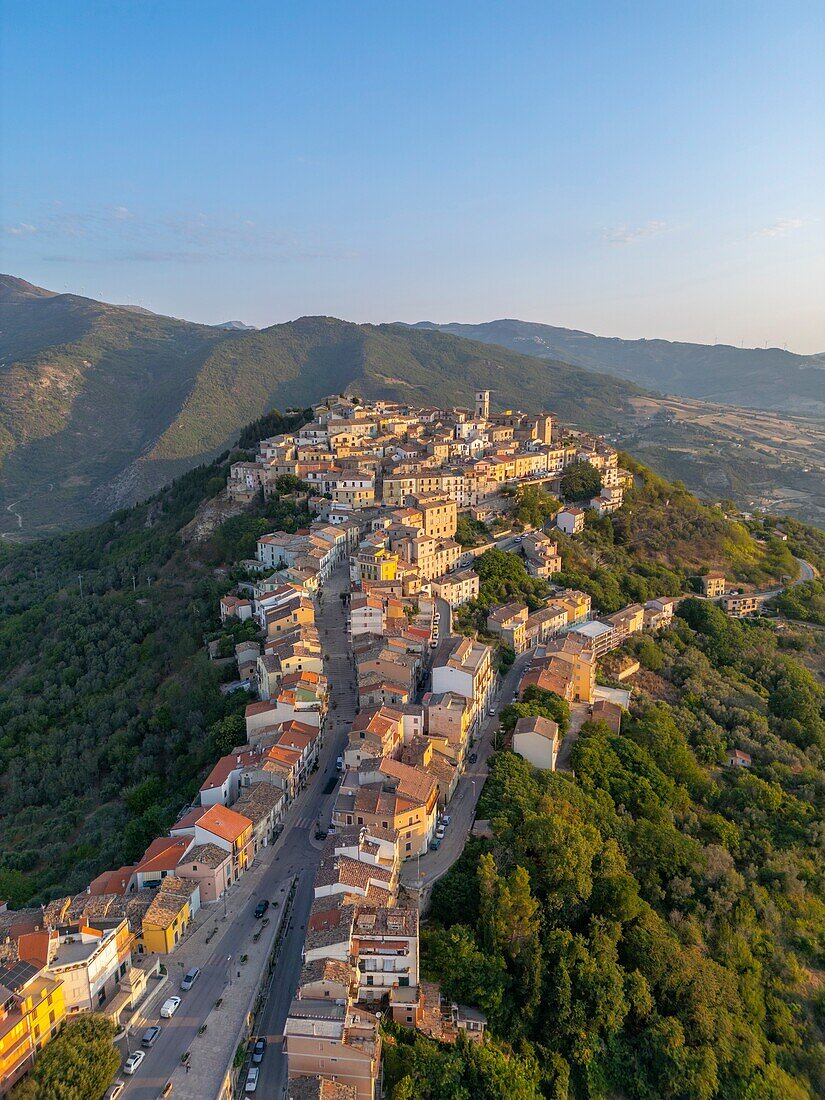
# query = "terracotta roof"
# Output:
<box><xmin>136</xmin><ymin>836</ymin><xmax>193</xmax><ymax>875</ymax></box>
<box><xmin>87</xmin><ymin>866</ymin><xmax>135</xmax><ymax>896</ymax></box>
<box><xmin>246</xmin><ymin>700</ymin><xmax>279</xmax><ymax>718</ymax></box>
<box><xmin>298</xmin><ymin>956</ymin><xmax>355</xmax><ymax>990</ymax></box>
<box><xmin>590</xmin><ymin>699</ymin><xmax>623</xmax><ymax>733</ymax></box>
<box><xmin>315</xmin><ymin>855</ymin><xmax>392</xmax><ymax>892</ymax></box>
<box><xmin>16</xmin><ymin>931</ymin><xmax>53</xmax><ymax>967</ymax></box>
<box><xmin>514</xmin><ymin>715</ymin><xmax>559</xmax><ymax>742</ymax></box>
<box><xmin>200</xmin><ymin>748</ymin><xmax>259</xmax><ymax>793</ymax></box>
<box><xmin>377</xmin><ymin>758</ymin><xmax>438</xmax><ymax>804</ymax></box>
<box><xmin>197</xmin><ymin>804</ymin><xmax>253</xmax><ymax>844</ymax></box>
<box><xmin>179</xmin><ymin>843</ymin><xmax>231</xmax><ymax>870</ymax></box>
<box><xmin>304</xmin><ymin>902</ymin><xmax>356</xmax><ymax>952</ymax></box>
<box><xmin>143</xmin><ymin>887</ymin><xmax>188</xmax><ymax>930</ymax></box>
<box><xmin>233</xmin><ymin>782</ymin><xmax>284</xmax><ymax>824</ymax></box>
<box><xmin>172</xmin><ymin>806</ymin><xmax>208</xmax><ymax>831</ymax></box>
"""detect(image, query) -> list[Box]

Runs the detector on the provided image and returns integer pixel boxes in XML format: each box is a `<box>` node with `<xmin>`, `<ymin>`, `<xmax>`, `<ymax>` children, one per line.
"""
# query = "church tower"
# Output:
<box><xmin>474</xmin><ymin>389</ymin><xmax>490</xmax><ymax>420</ymax></box>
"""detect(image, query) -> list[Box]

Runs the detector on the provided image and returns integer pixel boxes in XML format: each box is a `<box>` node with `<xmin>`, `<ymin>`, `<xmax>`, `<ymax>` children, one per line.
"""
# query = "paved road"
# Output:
<box><xmin>252</xmin><ymin>564</ymin><xmax>357</xmax><ymax>1098</ymax></box>
<box><xmin>401</xmin><ymin>650</ymin><xmax>531</xmax><ymax>897</ymax></box>
<box><xmin>794</xmin><ymin>557</ymin><xmax>818</xmax><ymax>584</ymax></box>
<box><xmin>117</xmin><ymin>564</ymin><xmax>355</xmax><ymax>1099</ymax></box>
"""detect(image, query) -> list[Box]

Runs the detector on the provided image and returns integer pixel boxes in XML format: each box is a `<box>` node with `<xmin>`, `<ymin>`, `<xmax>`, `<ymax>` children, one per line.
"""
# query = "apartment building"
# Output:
<box><xmin>46</xmin><ymin>921</ymin><xmax>130</xmax><ymax>1013</ymax></box>
<box><xmin>0</xmin><ymin>962</ymin><xmax>65</xmax><ymax>1096</ymax></box>
<box><xmin>431</xmin><ymin>637</ymin><xmax>494</xmax><ymax>733</ymax></box>
<box><xmin>721</xmin><ymin>593</ymin><xmax>764</xmax><ymax>617</ymax></box>
<box><xmin>422</xmin><ymin>692</ymin><xmax>470</xmax><ymax>763</ymax></box>
<box><xmin>284</xmin><ymin>1000</ymin><xmax>382</xmax><ymax>1100</ymax></box>
<box><xmin>701</xmin><ymin>572</ymin><xmax>727</xmax><ymax>598</ymax></box>
<box><xmin>344</xmin><ymin>707</ymin><xmax>404</xmax><ymax>768</ymax></box>
<box><xmin>432</xmin><ymin>569</ymin><xmax>479</xmax><ymax>608</ymax></box>
<box><xmin>486</xmin><ymin>602</ymin><xmax>529</xmax><ymax>653</ymax></box>
<box><xmin>408</xmin><ymin>494</ymin><xmax>457</xmax><ymax>540</ymax></box>
<box><xmin>556</xmin><ymin>506</ymin><xmax>586</xmax><ymax>535</ymax></box>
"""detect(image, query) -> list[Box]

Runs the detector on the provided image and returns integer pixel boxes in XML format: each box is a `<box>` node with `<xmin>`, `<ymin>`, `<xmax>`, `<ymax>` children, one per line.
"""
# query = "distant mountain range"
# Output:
<box><xmin>0</xmin><ymin>276</ymin><xmax>641</xmax><ymax>537</ymax></box>
<box><xmin>413</xmin><ymin>319</ymin><xmax>825</xmax><ymax>416</ymax></box>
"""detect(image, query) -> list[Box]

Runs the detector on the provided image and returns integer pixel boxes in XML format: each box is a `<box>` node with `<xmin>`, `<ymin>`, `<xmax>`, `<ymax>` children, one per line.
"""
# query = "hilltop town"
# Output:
<box><xmin>0</xmin><ymin>390</ymin><xmax>787</xmax><ymax>1099</ymax></box>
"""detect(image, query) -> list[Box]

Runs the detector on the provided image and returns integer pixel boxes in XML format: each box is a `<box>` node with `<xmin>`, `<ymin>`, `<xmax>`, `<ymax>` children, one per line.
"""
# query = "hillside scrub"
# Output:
<box><xmin>424</xmin><ymin>604</ymin><xmax>825</xmax><ymax>1097</ymax></box>
<box><xmin>0</xmin><ymin>416</ymin><xmax>309</xmax><ymax>904</ymax></box>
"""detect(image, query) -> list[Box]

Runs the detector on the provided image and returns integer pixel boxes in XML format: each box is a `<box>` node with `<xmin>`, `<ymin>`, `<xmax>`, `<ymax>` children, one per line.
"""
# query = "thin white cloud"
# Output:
<box><xmin>752</xmin><ymin>217</ymin><xmax>805</xmax><ymax>239</ymax></box>
<box><xmin>4</xmin><ymin>222</ymin><xmax>37</xmax><ymax>236</ymax></box>
<box><xmin>603</xmin><ymin>220</ymin><xmax>668</xmax><ymax>245</ymax></box>
<box><xmin>7</xmin><ymin>202</ymin><xmax>355</xmax><ymax>264</ymax></box>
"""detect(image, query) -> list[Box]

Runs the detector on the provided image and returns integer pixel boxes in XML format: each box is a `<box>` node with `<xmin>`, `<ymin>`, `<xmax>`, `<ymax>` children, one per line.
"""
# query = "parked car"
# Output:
<box><xmin>123</xmin><ymin>1051</ymin><xmax>145</xmax><ymax>1075</ymax></box>
<box><xmin>468</xmin><ymin>752</ymin><xmax>478</xmax><ymax>764</ymax></box>
<box><xmin>180</xmin><ymin>967</ymin><xmax>200</xmax><ymax>990</ymax></box>
<box><xmin>160</xmin><ymin>997</ymin><xmax>181</xmax><ymax>1018</ymax></box>
<box><xmin>141</xmin><ymin>1025</ymin><xmax>161</xmax><ymax>1047</ymax></box>
<box><xmin>488</xmin><ymin>706</ymin><xmax>496</xmax><ymax>716</ymax></box>
<box><xmin>440</xmin><ymin>815</ymin><xmax>452</xmax><ymax>826</ymax></box>
<box><xmin>435</xmin><ymin>825</ymin><xmax>446</xmax><ymax>840</ymax></box>
<box><xmin>434</xmin><ymin>612</ymin><xmax>441</xmax><ymax>621</ymax></box>
<box><xmin>252</xmin><ymin>1036</ymin><xmax>267</xmax><ymax>1063</ymax></box>
<box><xmin>336</xmin><ymin>755</ymin><xmax>344</xmax><ymax>771</ymax></box>
<box><xmin>245</xmin><ymin>1066</ymin><xmax>260</xmax><ymax>1092</ymax></box>
<box><xmin>104</xmin><ymin>1083</ymin><xmax>126</xmax><ymax>1100</ymax></box>
<box><xmin>430</xmin><ymin>640</ymin><xmax>438</xmax><ymax>648</ymax></box>
<box><xmin>254</xmin><ymin>900</ymin><xmax>270</xmax><ymax>918</ymax></box>
<box><xmin>429</xmin><ymin>837</ymin><xmax>441</xmax><ymax>851</ymax></box>
<box><xmin>514</xmin><ymin>535</ymin><xmax>523</xmax><ymax>543</ymax></box>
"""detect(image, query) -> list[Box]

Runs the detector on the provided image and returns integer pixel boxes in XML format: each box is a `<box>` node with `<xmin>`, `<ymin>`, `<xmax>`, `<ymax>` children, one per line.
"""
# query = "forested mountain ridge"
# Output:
<box><xmin>414</xmin><ymin>318</ymin><xmax>825</xmax><ymax>415</ymax></box>
<box><xmin>0</xmin><ymin>275</ymin><xmax>642</xmax><ymax>539</ymax></box>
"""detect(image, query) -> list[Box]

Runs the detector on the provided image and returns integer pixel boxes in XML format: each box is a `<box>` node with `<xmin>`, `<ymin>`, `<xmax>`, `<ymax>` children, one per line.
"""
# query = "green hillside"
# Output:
<box><xmin>0</xmin><ymin>276</ymin><xmax>643</xmax><ymax>538</ymax></box>
<box><xmin>414</xmin><ymin>318</ymin><xmax>825</xmax><ymax>414</ymax></box>
<box><xmin>0</xmin><ymin>411</ymin><xmax>310</xmax><ymax>906</ymax></box>
<box><xmin>150</xmin><ymin>317</ymin><xmax>642</xmax><ymax>465</ymax></box>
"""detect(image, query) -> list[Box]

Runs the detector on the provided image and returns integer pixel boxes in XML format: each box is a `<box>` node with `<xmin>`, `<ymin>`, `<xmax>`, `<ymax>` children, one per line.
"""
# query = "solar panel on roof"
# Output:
<box><xmin>0</xmin><ymin>959</ymin><xmax>39</xmax><ymax>991</ymax></box>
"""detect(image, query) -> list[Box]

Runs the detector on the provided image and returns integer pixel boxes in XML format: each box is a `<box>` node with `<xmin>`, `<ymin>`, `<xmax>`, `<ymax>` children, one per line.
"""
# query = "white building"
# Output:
<box><xmin>512</xmin><ymin>715</ymin><xmax>560</xmax><ymax>771</ymax></box>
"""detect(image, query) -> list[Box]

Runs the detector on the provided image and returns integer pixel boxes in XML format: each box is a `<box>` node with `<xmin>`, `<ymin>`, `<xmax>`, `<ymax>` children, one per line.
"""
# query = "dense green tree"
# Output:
<box><xmin>12</xmin><ymin>1016</ymin><xmax>120</xmax><ymax>1100</ymax></box>
<box><xmin>560</xmin><ymin>461</ymin><xmax>602</xmax><ymax>502</ymax></box>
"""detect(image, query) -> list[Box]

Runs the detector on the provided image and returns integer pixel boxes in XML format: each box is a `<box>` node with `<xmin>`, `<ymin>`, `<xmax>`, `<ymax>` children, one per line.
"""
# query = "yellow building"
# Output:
<box><xmin>140</xmin><ymin>890</ymin><xmax>191</xmax><ymax>955</ymax></box>
<box><xmin>357</xmin><ymin>546</ymin><xmax>399</xmax><ymax>583</ymax></box>
<box><xmin>409</xmin><ymin>494</ymin><xmax>457</xmax><ymax>540</ymax></box>
<box><xmin>701</xmin><ymin>572</ymin><xmax>726</xmax><ymax>598</ymax></box>
<box><xmin>0</xmin><ymin>962</ymin><xmax>66</xmax><ymax>1095</ymax></box>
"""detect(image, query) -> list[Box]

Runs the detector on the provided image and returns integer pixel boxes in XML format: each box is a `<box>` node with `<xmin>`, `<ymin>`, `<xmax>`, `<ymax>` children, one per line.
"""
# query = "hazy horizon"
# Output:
<box><xmin>6</xmin><ymin>270</ymin><xmax>824</xmax><ymax>357</ymax></box>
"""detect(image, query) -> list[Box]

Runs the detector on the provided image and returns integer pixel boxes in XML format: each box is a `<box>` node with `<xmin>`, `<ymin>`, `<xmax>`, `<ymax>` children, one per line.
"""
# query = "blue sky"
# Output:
<box><xmin>2</xmin><ymin>1</ymin><xmax>824</xmax><ymax>351</ymax></box>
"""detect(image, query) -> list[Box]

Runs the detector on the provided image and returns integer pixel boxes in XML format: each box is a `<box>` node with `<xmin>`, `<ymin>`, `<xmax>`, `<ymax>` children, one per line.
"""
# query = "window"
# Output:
<box><xmin>405</xmin><ymin>843</ymin><xmax>411</xmax><ymax>852</ymax></box>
